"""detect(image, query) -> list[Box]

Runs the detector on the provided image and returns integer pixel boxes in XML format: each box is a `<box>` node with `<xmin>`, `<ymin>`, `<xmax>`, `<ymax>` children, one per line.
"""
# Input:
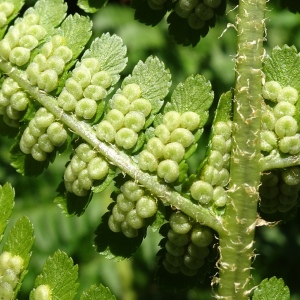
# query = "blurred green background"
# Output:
<box><xmin>1</xmin><ymin>0</ymin><xmax>300</xmax><ymax>299</ymax></box>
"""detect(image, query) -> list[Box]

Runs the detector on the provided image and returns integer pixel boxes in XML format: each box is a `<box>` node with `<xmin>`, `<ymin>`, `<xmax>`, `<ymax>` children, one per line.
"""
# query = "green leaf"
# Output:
<box><xmin>82</xmin><ymin>33</ymin><xmax>128</xmax><ymax>87</ymax></box>
<box><xmin>32</xmin><ymin>250</ymin><xmax>79</xmax><ymax>300</ymax></box>
<box><xmin>94</xmin><ymin>212</ymin><xmax>146</xmax><ymax>261</ymax></box>
<box><xmin>165</xmin><ymin>74</ymin><xmax>214</xmax><ymax>127</ymax></box>
<box><xmin>253</xmin><ymin>277</ymin><xmax>290</xmax><ymax>300</ymax></box>
<box><xmin>77</xmin><ymin>0</ymin><xmax>108</xmax><ymax>14</ymax></box>
<box><xmin>212</xmin><ymin>91</ymin><xmax>233</xmax><ymax>124</ymax></box>
<box><xmin>122</xmin><ymin>56</ymin><xmax>172</xmax><ymax>114</ymax></box>
<box><xmin>80</xmin><ymin>284</ymin><xmax>116</xmax><ymax>300</ymax></box>
<box><xmin>0</xmin><ymin>182</ymin><xmax>14</xmax><ymax>242</ymax></box>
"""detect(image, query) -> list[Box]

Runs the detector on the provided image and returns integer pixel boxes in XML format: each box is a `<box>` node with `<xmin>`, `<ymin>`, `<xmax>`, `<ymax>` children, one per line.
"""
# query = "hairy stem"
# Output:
<box><xmin>260</xmin><ymin>151</ymin><xmax>300</xmax><ymax>171</ymax></box>
<box><xmin>216</xmin><ymin>0</ymin><xmax>266</xmax><ymax>298</ymax></box>
<box><xmin>0</xmin><ymin>59</ymin><xmax>222</xmax><ymax>232</ymax></box>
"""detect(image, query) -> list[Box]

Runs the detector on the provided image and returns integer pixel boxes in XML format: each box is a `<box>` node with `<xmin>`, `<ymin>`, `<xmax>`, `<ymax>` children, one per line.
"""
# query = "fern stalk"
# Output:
<box><xmin>216</xmin><ymin>0</ymin><xmax>266</xmax><ymax>298</ymax></box>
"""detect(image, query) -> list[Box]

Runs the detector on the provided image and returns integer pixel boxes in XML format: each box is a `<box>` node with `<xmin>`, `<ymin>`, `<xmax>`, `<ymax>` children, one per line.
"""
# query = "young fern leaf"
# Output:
<box><xmin>77</xmin><ymin>0</ymin><xmax>108</xmax><ymax>14</ymax></box>
<box><xmin>80</xmin><ymin>284</ymin><xmax>116</xmax><ymax>300</ymax></box>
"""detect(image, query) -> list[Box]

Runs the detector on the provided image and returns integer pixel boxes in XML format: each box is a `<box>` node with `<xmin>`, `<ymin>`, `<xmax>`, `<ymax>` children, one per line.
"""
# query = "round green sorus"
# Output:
<box><xmin>259</xmin><ymin>185</ymin><xmax>279</xmax><ymax>199</ymax></box>
<box><xmin>273</xmin><ymin>101</ymin><xmax>296</xmax><ymax>119</ymax></box>
<box><xmin>169</xmin><ymin>212</ymin><xmax>192</xmax><ymax>235</ymax></box>
<box><xmin>277</xmin><ymin>203</ymin><xmax>296</xmax><ymax>213</ymax></box>
<box><xmin>262</xmin><ymin>81</ymin><xmax>281</xmax><ymax>102</ymax></box>
<box><xmin>165</xmin><ymin>240</ymin><xmax>185</xmax><ymax>257</ymax></box>
<box><xmin>0</xmin><ymin>2</ymin><xmax>14</xmax><ymax>17</ymax></box>
<box><xmin>280</xmin><ymin>182</ymin><xmax>300</xmax><ymax>196</ymax></box>
<box><xmin>278</xmin><ymin>193</ymin><xmax>298</xmax><ymax>205</ymax></box>
<box><xmin>87</xmin><ymin>156</ymin><xmax>109</xmax><ymax>180</ymax></box>
<box><xmin>162</xmin><ymin>259</ymin><xmax>180</xmax><ymax>274</ymax></box>
<box><xmin>57</xmin><ymin>90</ymin><xmax>77</xmax><ymax>112</ymax></box>
<box><xmin>70</xmin><ymin>155</ymin><xmax>87</xmax><ymax>175</ymax></box>
<box><xmin>10</xmin><ymin>91</ymin><xmax>29</xmax><ymax>111</ymax></box>
<box><xmin>72</xmin><ymin>66</ymin><xmax>91</xmax><ymax>88</ymax></box>
<box><xmin>96</xmin><ymin>120</ymin><xmax>116</xmax><ymax>143</ymax></box>
<box><xmin>163</xmin><ymin>142</ymin><xmax>185</xmax><ymax>162</ymax></box>
<box><xmin>32</xmin><ymin>284</ymin><xmax>53</xmax><ymax>300</ymax></box>
<box><xmin>222</xmin><ymin>153</ymin><xmax>231</xmax><ymax>170</ymax></box>
<box><xmin>277</xmin><ymin>86</ymin><xmax>298</xmax><ymax>104</ymax></box>
<box><xmin>34</xmin><ymin>108</ymin><xmax>55</xmax><ymax>128</ymax></box>
<box><xmin>0</xmin><ymin>251</ymin><xmax>12</xmax><ymax>269</ymax></box>
<box><xmin>213</xmin><ymin>186</ymin><xmax>227</xmax><ymax>207</ymax></box>
<box><xmin>120</xmin><ymin>220</ymin><xmax>138</xmax><ymax>238</ymax></box>
<box><xmin>124</xmin><ymin>111</ymin><xmax>146</xmax><ymax>132</ymax></box>
<box><xmin>111</xmin><ymin>94</ymin><xmax>130</xmax><ymax>115</ymax></box>
<box><xmin>195</xmin><ymin>3</ymin><xmax>214</xmax><ymax>20</ymax></box>
<box><xmin>37</xmin><ymin>70</ymin><xmax>59</xmax><ymax>93</ymax></box>
<box><xmin>26</xmin><ymin>25</ymin><xmax>47</xmax><ymax>41</ymax></box>
<box><xmin>136</xmin><ymin>196</ymin><xmax>157</xmax><ymax>218</ymax></box>
<box><xmin>178</xmin><ymin>0</ymin><xmax>198</xmax><ymax>11</ymax></box>
<box><xmin>180</xmin><ymin>111</ymin><xmax>200</xmax><ymax>131</ymax></box>
<box><xmin>180</xmin><ymin>264</ymin><xmax>198</xmax><ymax>276</ymax></box>
<box><xmin>157</xmin><ymin>160</ymin><xmax>180</xmax><ymax>183</ymax></box>
<box><xmin>170</xmin><ymin>128</ymin><xmax>194</xmax><ymax>148</ymax></box>
<box><xmin>2</xmin><ymin>269</ymin><xmax>18</xmax><ymax>288</ymax></box>
<box><xmin>53</xmin><ymin>46</ymin><xmax>73</xmax><ymax>63</ymax></box>
<box><xmin>121</xmin><ymin>83</ymin><xmax>142</xmax><ymax>102</ymax></box>
<box><xmin>183</xmin><ymin>254</ymin><xmax>204</xmax><ymax>269</ymax></box>
<box><xmin>7</xmin><ymin>254</ymin><xmax>24</xmax><ymax>274</ymax></box>
<box><xmin>260</xmin><ymin>130</ymin><xmax>277</xmax><ymax>152</ymax></box>
<box><xmin>75</xmin><ymin>98</ymin><xmax>97</xmax><ymax>119</ymax></box>
<box><xmin>202</xmin><ymin>164</ymin><xmax>222</xmax><ymax>185</ymax></box>
<box><xmin>38</xmin><ymin>134</ymin><xmax>54</xmax><ymax>153</ymax></box>
<box><xmin>78</xmin><ymin>169</ymin><xmax>93</xmax><ymax>190</ymax></box>
<box><xmin>33</xmin><ymin>53</ymin><xmax>47</xmax><ymax>70</ymax></box>
<box><xmin>187</xmin><ymin>244</ymin><xmax>210</xmax><ymax>259</ymax></box>
<box><xmin>146</xmin><ymin>137</ymin><xmax>165</xmax><ymax>159</ymax></box>
<box><xmin>165</xmin><ymin>252</ymin><xmax>183</xmax><ymax>267</ymax></box>
<box><xmin>2</xmin><ymin>78</ymin><xmax>20</xmax><ymax>97</ymax></box>
<box><xmin>126</xmin><ymin>209</ymin><xmax>145</xmax><ymax>229</ymax></box>
<box><xmin>120</xmin><ymin>180</ymin><xmax>144</xmax><ymax>202</ymax></box>
<box><xmin>214</xmin><ymin>121</ymin><xmax>232</xmax><ymax>141</ymax></box>
<box><xmin>163</xmin><ymin>111</ymin><xmax>181</xmax><ymax>132</ymax></box>
<box><xmin>5</xmin><ymin>105</ymin><xmax>20</xmax><ymax>120</ymax></box>
<box><xmin>106</xmin><ymin>109</ymin><xmax>125</xmax><ymax>131</ymax></box>
<box><xmin>261</xmin><ymin>109</ymin><xmax>276</xmax><ymax>131</ymax></box>
<box><xmin>65</xmin><ymin>78</ymin><xmax>83</xmax><ymax>100</ymax></box>
<box><xmin>130</xmin><ymin>98</ymin><xmax>152</xmax><ymax>117</ymax></box>
<box><xmin>64</xmin><ymin>181</ymin><xmax>74</xmax><ymax>193</ymax></box>
<box><xmin>45</xmin><ymin>56</ymin><xmax>66</xmax><ymax>75</ymax></box>
<box><xmin>81</xmin><ymin>58</ymin><xmax>101</xmax><ymax>75</ymax></box>
<box><xmin>64</xmin><ymin>164</ymin><xmax>77</xmax><ymax>182</ymax></box>
<box><xmin>138</xmin><ymin>150</ymin><xmax>158</xmax><ymax>172</ymax></box>
<box><xmin>261</xmin><ymin>171</ymin><xmax>279</xmax><ymax>187</ymax></box>
<box><xmin>21</xmin><ymin>127</ymin><xmax>37</xmax><ymax>148</ymax></box>
<box><xmin>116</xmin><ymin>194</ymin><xmax>135</xmax><ymax>212</ymax></box>
<box><xmin>26</xmin><ymin>62</ymin><xmax>40</xmax><ymax>85</ymax></box>
<box><xmin>211</xmin><ymin>135</ymin><xmax>226</xmax><ymax>155</ymax></box>
<box><xmin>155</xmin><ymin>124</ymin><xmax>170</xmax><ymax>144</ymax></box>
<box><xmin>31</xmin><ymin>144</ymin><xmax>47</xmax><ymax>161</ymax></box>
<box><xmin>75</xmin><ymin>143</ymin><xmax>96</xmax><ymax>163</ymax></box>
<box><xmin>24</xmin><ymin>12</ymin><xmax>40</xmax><ymax>25</ymax></box>
<box><xmin>19</xmin><ymin>35</ymin><xmax>39</xmax><ymax>50</ymax></box>
<box><xmin>0</xmin><ymin>39</ymin><xmax>11</xmax><ymax>60</ymax></box>
<box><xmin>282</xmin><ymin>167</ymin><xmax>300</xmax><ymax>185</ymax></box>
<box><xmin>279</xmin><ymin>135</ymin><xmax>300</xmax><ymax>155</ymax></box>
<box><xmin>204</xmin><ymin>0</ymin><xmax>222</xmax><ymax>8</ymax></box>
<box><xmin>0</xmin><ymin>13</ymin><xmax>7</xmax><ymax>29</ymax></box>
<box><xmin>50</xmin><ymin>34</ymin><xmax>64</xmax><ymax>47</ymax></box>
<box><xmin>47</xmin><ymin>122</ymin><xmax>67</xmax><ymax>146</ymax></box>
<box><xmin>112</xmin><ymin>204</ymin><xmax>126</xmax><ymax>223</ymax></box>
<box><xmin>20</xmin><ymin>139</ymin><xmax>33</xmax><ymax>154</ymax></box>
<box><xmin>83</xmin><ymin>85</ymin><xmax>107</xmax><ymax>101</ymax></box>
<box><xmin>0</xmin><ymin>92</ymin><xmax>9</xmax><ymax>107</ymax></box>
<box><xmin>167</xmin><ymin>229</ymin><xmax>189</xmax><ymax>247</ymax></box>
<box><xmin>9</xmin><ymin>46</ymin><xmax>31</xmax><ymax>66</ymax></box>
<box><xmin>72</xmin><ymin>179</ymin><xmax>88</xmax><ymax>196</ymax></box>
<box><xmin>190</xmin><ymin>180</ymin><xmax>213</xmax><ymax>204</ymax></box>
<box><xmin>191</xmin><ymin>224</ymin><xmax>214</xmax><ymax>248</ymax></box>
<box><xmin>174</xmin><ymin>2</ymin><xmax>193</xmax><ymax>18</ymax></box>
<box><xmin>188</xmin><ymin>13</ymin><xmax>205</xmax><ymax>30</ymax></box>
<box><xmin>208</xmin><ymin>150</ymin><xmax>224</xmax><ymax>171</ymax></box>
<box><xmin>108</xmin><ymin>215</ymin><xmax>121</xmax><ymax>233</ymax></box>
<box><xmin>5</xmin><ymin>28</ymin><xmax>21</xmax><ymax>48</ymax></box>
<box><xmin>274</xmin><ymin>116</ymin><xmax>298</xmax><ymax>138</ymax></box>
<box><xmin>91</xmin><ymin>71</ymin><xmax>112</xmax><ymax>89</ymax></box>
<box><xmin>3</xmin><ymin>113</ymin><xmax>19</xmax><ymax>127</ymax></box>
<box><xmin>115</xmin><ymin>128</ymin><xmax>138</xmax><ymax>149</ymax></box>
<box><xmin>0</xmin><ymin>282</ymin><xmax>13</xmax><ymax>299</ymax></box>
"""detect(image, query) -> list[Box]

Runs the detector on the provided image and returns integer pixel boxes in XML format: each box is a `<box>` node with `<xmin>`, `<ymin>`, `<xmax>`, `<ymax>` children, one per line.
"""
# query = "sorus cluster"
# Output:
<box><xmin>108</xmin><ymin>180</ymin><xmax>158</xmax><ymax>238</ymax></box>
<box><xmin>96</xmin><ymin>83</ymin><xmax>151</xmax><ymax>149</ymax></box>
<box><xmin>259</xmin><ymin>167</ymin><xmax>300</xmax><ymax>214</ymax></box>
<box><xmin>261</xmin><ymin>81</ymin><xmax>300</xmax><ymax>155</ymax></box>
<box><xmin>64</xmin><ymin>143</ymin><xmax>109</xmax><ymax>196</ymax></box>
<box><xmin>58</xmin><ymin>57</ymin><xmax>112</xmax><ymax>120</ymax></box>
<box><xmin>161</xmin><ymin>212</ymin><xmax>213</xmax><ymax>276</ymax></box>
<box><xmin>19</xmin><ymin>108</ymin><xmax>67</xmax><ymax>161</ymax></box>
<box><xmin>0</xmin><ymin>12</ymin><xmax>46</xmax><ymax>66</ymax></box>
<box><xmin>138</xmin><ymin>111</ymin><xmax>200</xmax><ymax>183</ymax></box>
<box><xmin>0</xmin><ymin>2</ymin><xmax>14</xmax><ymax>29</ymax></box>
<box><xmin>148</xmin><ymin>0</ymin><xmax>223</xmax><ymax>29</ymax></box>
<box><xmin>190</xmin><ymin>120</ymin><xmax>232</xmax><ymax>207</ymax></box>
<box><xmin>0</xmin><ymin>251</ymin><xmax>24</xmax><ymax>300</ymax></box>
<box><xmin>31</xmin><ymin>284</ymin><xmax>53</xmax><ymax>300</ymax></box>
